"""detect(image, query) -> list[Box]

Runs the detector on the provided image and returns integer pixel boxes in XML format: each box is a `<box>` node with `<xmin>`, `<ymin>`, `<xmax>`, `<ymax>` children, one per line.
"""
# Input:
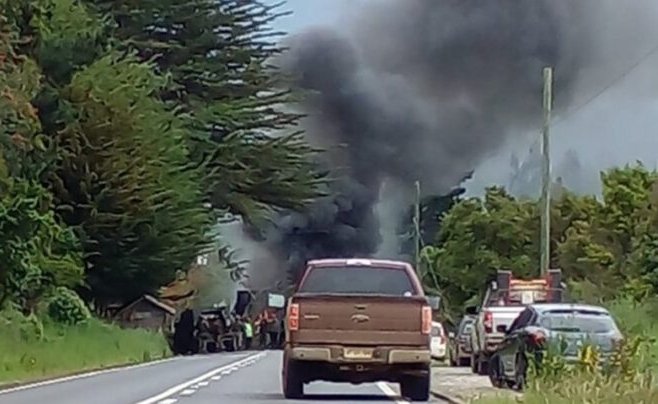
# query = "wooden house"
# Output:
<box><xmin>113</xmin><ymin>294</ymin><xmax>176</xmax><ymax>333</ymax></box>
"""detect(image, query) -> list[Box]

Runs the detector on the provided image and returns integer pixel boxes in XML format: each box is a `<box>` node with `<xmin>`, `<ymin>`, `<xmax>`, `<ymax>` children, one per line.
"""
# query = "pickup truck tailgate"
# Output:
<box><xmin>487</xmin><ymin>306</ymin><xmax>525</xmax><ymax>330</ymax></box>
<box><xmin>291</xmin><ymin>294</ymin><xmax>428</xmax><ymax>346</ymax></box>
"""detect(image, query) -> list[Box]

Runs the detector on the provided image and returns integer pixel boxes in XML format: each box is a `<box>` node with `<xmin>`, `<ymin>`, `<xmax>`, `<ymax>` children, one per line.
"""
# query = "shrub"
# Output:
<box><xmin>46</xmin><ymin>287</ymin><xmax>91</xmax><ymax>325</ymax></box>
<box><xmin>0</xmin><ymin>305</ymin><xmax>44</xmax><ymax>341</ymax></box>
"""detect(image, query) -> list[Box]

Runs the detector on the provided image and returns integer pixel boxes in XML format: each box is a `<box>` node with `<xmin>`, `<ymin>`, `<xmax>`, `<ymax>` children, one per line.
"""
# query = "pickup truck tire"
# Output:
<box><xmin>476</xmin><ymin>353</ymin><xmax>489</xmax><ymax>375</ymax></box>
<box><xmin>400</xmin><ymin>370</ymin><xmax>430</xmax><ymax>402</ymax></box>
<box><xmin>282</xmin><ymin>358</ymin><xmax>304</xmax><ymax>399</ymax></box>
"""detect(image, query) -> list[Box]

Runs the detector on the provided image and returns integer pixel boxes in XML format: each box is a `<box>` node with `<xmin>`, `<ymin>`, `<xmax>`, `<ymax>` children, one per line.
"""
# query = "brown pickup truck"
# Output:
<box><xmin>281</xmin><ymin>258</ymin><xmax>440</xmax><ymax>401</ymax></box>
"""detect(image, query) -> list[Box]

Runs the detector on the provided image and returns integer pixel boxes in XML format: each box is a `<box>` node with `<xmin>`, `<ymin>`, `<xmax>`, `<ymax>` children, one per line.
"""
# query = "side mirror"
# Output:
<box><xmin>448</xmin><ymin>332</ymin><xmax>455</xmax><ymax>339</ymax></box>
<box><xmin>426</xmin><ymin>296</ymin><xmax>441</xmax><ymax>310</ymax></box>
<box><xmin>465</xmin><ymin>305</ymin><xmax>478</xmax><ymax>316</ymax></box>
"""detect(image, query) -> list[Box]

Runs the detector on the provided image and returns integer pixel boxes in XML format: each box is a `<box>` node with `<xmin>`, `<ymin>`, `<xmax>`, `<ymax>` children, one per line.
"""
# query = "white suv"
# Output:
<box><xmin>430</xmin><ymin>321</ymin><xmax>447</xmax><ymax>360</ymax></box>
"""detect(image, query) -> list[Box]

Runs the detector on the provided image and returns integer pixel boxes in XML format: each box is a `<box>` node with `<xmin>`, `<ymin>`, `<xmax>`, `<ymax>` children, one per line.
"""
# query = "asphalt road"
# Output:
<box><xmin>0</xmin><ymin>351</ymin><xmax>432</xmax><ymax>404</ymax></box>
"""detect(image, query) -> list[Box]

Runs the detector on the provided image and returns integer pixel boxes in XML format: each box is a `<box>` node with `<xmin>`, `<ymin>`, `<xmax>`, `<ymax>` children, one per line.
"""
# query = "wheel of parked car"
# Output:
<box><xmin>511</xmin><ymin>353</ymin><xmax>527</xmax><ymax>391</ymax></box>
<box><xmin>400</xmin><ymin>366</ymin><xmax>430</xmax><ymax>402</ymax></box>
<box><xmin>488</xmin><ymin>355</ymin><xmax>505</xmax><ymax>388</ymax></box>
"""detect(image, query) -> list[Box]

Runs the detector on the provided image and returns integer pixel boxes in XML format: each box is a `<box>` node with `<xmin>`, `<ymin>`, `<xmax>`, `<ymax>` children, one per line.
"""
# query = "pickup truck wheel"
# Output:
<box><xmin>282</xmin><ymin>359</ymin><xmax>304</xmax><ymax>399</ymax></box>
<box><xmin>400</xmin><ymin>372</ymin><xmax>430</xmax><ymax>402</ymax></box>
<box><xmin>477</xmin><ymin>354</ymin><xmax>489</xmax><ymax>375</ymax></box>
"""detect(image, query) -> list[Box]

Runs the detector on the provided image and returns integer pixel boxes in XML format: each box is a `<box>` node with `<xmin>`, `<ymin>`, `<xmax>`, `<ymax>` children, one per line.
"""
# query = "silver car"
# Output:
<box><xmin>488</xmin><ymin>303</ymin><xmax>623</xmax><ymax>390</ymax></box>
<box><xmin>449</xmin><ymin>316</ymin><xmax>475</xmax><ymax>366</ymax></box>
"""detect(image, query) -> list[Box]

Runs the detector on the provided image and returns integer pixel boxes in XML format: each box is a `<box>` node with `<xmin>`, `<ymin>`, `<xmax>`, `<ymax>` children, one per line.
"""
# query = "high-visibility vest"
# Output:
<box><xmin>244</xmin><ymin>323</ymin><xmax>253</xmax><ymax>338</ymax></box>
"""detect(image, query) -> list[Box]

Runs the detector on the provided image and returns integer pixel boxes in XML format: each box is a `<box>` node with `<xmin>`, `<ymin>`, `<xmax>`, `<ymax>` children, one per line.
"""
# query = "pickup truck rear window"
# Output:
<box><xmin>298</xmin><ymin>265</ymin><xmax>417</xmax><ymax>296</ymax></box>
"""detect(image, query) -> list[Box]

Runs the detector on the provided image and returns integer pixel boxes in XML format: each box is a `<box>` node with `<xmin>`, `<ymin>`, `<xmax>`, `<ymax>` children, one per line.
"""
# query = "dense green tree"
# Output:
<box><xmin>0</xmin><ymin>15</ymin><xmax>84</xmax><ymax>311</ymax></box>
<box><xmin>423</xmin><ymin>163</ymin><xmax>658</xmax><ymax>319</ymax></box>
<box><xmin>3</xmin><ymin>1</ymin><xmax>215</xmax><ymax>305</ymax></box>
<box><xmin>52</xmin><ymin>53</ymin><xmax>213</xmax><ymax>303</ymax></box>
<box><xmin>89</xmin><ymin>0</ymin><xmax>324</xmax><ymax>222</ymax></box>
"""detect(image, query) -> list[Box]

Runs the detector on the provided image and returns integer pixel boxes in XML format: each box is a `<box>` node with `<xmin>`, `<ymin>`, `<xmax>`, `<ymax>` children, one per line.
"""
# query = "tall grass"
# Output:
<box><xmin>475</xmin><ymin>297</ymin><xmax>658</xmax><ymax>404</ymax></box>
<box><xmin>0</xmin><ymin>309</ymin><xmax>171</xmax><ymax>385</ymax></box>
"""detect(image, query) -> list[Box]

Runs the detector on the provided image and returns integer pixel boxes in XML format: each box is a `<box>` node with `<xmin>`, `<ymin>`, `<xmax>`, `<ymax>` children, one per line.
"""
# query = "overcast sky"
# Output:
<box><xmin>268</xmin><ymin>0</ymin><xmax>658</xmax><ymax>197</ymax></box>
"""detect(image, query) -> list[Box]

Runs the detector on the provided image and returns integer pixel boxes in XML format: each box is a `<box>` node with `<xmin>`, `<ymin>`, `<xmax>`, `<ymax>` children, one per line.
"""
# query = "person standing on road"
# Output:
<box><xmin>266</xmin><ymin>309</ymin><xmax>281</xmax><ymax>349</ymax></box>
<box><xmin>243</xmin><ymin>317</ymin><xmax>254</xmax><ymax>349</ymax></box>
<box><xmin>255</xmin><ymin>312</ymin><xmax>266</xmax><ymax>348</ymax></box>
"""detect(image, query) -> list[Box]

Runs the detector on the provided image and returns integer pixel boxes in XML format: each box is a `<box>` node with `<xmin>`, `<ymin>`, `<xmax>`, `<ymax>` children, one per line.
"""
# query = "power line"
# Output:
<box><xmin>554</xmin><ymin>41</ymin><xmax>658</xmax><ymax>126</ymax></box>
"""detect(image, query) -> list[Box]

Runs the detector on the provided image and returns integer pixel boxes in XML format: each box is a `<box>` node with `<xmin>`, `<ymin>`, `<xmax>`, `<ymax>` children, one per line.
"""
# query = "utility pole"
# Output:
<box><xmin>540</xmin><ymin>67</ymin><xmax>553</xmax><ymax>277</ymax></box>
<box><xmin>414</xmin><ymin>180</ymin><xmax>421</xmax><ymax>273</ymax></box>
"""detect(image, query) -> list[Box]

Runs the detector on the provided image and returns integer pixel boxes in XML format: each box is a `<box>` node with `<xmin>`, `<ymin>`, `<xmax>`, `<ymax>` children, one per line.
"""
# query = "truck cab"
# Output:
<box><xmin>468</xmin><ymin>269</ymin><xmax>565</xmax><ymax>375</ymax></box>
<box><xmin>281</xmin><ymin>258</ymin><xmax>440</xmax><ymax>401</ymax></box>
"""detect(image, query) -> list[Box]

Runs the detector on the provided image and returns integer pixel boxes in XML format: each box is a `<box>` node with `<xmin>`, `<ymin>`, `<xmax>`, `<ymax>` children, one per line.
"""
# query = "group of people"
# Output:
<box><xmin>252</xmin><ymin>308</ymin><xmax>285</xmax><ymax>349</ymax></box>
<box><xmin>171</xmin><ymin>307</ymin><xmax>286</xmax><ymax>354</ymax></box>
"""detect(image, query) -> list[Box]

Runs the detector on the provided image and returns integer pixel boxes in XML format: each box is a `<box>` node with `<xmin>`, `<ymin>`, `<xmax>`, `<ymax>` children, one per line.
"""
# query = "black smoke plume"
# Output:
<box><xmin>248</xmin><ymin>0</ymin><xmax>657</xmax><ymax>286</ymax></box>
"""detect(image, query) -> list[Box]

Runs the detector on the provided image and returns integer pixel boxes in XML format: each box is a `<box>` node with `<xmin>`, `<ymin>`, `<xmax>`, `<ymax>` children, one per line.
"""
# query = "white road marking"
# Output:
<box><xmin>210</xmin><ymin>376</ymin><xmax>222</xmax><ymax>380</ymax></box>
<box><xmin>134</xmin><ymin>352</ymin><xmax>266</xmax><ymax>404</ymax></box>
<box><xmin>196</xmin><ymin>381</ymin><xmax>209</xmax><ymax>387</ymax></box>
<box><xmin>376</xmin><ymin>382</ymin><xmax>410</xmax><ymax>404</ymax></box>
<box><xmin>179</xmin><ymin>389</ymin><xmax>196</xmax><ymax>396</ymax></box>
<box><xmin>157</xmin><ymin>399</ymin><xmax>177</xmax><ymax>404</ymax></box>
<box><xmin>0</xmin><ymin>357</ymin><xmax>179</xmax><ymax>395</ymax></box>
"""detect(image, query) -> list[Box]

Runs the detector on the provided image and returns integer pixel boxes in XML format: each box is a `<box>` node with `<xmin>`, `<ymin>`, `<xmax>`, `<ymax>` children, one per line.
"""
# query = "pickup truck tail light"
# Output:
<box><xmin>288</xmin><ymin>303</ymin><xmax>299</xmax><ymax>331</ymax></box>
<box><xmin>421</xmin><ymin>306</ymin><xmax>432</xmax><ymax>334</ymax></box>
<box><xmin>483</xmin><ymin>311</ymin><xmax>493</xmax><ymax>333</ymax></box>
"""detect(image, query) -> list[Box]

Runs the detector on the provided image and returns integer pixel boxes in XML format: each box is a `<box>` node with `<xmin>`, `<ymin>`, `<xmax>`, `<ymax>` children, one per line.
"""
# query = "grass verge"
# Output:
<box><xmin>0</xmin><ymin>309</ymin><xmax>171</xmax><ymax>385</ymax></box>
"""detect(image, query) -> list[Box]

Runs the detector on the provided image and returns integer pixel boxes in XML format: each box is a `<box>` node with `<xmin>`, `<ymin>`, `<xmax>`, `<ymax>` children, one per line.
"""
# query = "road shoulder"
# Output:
<box><xmin>431</xmin><ymin>365</ymin><xmax>519</xmax><ymax>403</ymax></box>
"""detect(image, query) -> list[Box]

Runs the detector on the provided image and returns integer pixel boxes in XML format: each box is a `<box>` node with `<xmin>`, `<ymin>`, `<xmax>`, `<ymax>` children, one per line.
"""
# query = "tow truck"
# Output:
<box><xmin>466</xmin><ymin>269</ymin><xmax>565</xmax><ymax>375</ymax></box>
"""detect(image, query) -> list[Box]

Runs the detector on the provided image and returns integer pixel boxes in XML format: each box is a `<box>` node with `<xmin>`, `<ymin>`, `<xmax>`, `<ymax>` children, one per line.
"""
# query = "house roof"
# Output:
<box><xmin>114</xmin><ymin>294</ymin><xmax>176</xmax><ymax>319</ymax></box>
<box><xmin>143</xmin><ymin>294</ymin><xmax>176</xmax><ymax>315</ymax></box>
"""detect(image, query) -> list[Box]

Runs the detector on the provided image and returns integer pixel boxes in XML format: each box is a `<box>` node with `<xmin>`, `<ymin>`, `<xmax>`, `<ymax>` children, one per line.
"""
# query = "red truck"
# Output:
<box><xmin>281</xmin><ymin>258</ymin><xmax>440</xmax><ymax>401</ymax></box>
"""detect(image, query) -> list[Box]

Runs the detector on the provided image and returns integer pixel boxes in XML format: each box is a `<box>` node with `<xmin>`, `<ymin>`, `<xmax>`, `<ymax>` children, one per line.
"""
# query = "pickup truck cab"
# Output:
<box><xmin>467</xmin><ymin>269</ymin><xmax>564</xmax><ymax>375</ymax></box>
<box><xmin>281</xmin><ymin>258</ymin><xmax>439</xmax><ymax>401</ymax></box>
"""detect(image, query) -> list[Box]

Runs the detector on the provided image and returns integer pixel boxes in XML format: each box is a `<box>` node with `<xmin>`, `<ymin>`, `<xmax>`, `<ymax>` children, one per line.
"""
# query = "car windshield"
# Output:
<box><xmin>298</xmin><ymin>265</ymin><xmax>417</xmax><ymax>296</ymax></box>
<box><xmin>540</xmin><ymin>310</ymin><xmax>619</xmax><ymax>334</ymax></box>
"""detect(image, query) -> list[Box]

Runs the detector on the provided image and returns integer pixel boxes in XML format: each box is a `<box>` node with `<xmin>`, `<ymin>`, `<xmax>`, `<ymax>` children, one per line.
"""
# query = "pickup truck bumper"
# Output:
<box><xmin>288</xmin><ymin>345</ymin><xmax>431</xmax><ymax>364</ymax></box>
<box><xmin>483</xmin><ymin>335</ymin><xmax>504</xmax><ymax>353</ymax></box>
<box><xmin>284</xmin><ymin>344</ymin><xmax>430</xmax><ymax>384</ymax></box>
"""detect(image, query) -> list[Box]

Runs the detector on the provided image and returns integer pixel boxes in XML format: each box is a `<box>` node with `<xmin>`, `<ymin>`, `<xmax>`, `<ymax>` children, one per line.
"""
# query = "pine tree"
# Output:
<box><xmin>89</xmin><ymin>0</ymin><xmax>324</xmax><ymax>222</ymax></box>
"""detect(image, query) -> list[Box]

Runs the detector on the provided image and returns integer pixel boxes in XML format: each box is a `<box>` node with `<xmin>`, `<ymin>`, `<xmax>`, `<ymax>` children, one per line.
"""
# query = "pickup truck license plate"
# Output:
<box><xmin>343</xmin><ymin>348</ymin><xmax>374</xmax><ymax>359</ymax></box>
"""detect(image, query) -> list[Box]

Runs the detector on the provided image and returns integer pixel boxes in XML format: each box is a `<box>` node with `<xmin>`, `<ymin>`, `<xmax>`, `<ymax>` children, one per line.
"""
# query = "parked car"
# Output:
<box><xmin>468</xmin><ymin>269</ymin><xmax>565</xmax><ymax>375</ymax></box>
<box><xmin>430</xmin><ymin>321</ymin><xmax>448</xmax><ymax>361</ymax></box>
<box><xmin>488</xmin><ymin>303</ymin><xmax>623</xmax><ymax>391</ymax></box>
<box><xmin>448</xmin><ymin>315</ymin><xmax>475</xmax><ymax>366</ymax></box>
